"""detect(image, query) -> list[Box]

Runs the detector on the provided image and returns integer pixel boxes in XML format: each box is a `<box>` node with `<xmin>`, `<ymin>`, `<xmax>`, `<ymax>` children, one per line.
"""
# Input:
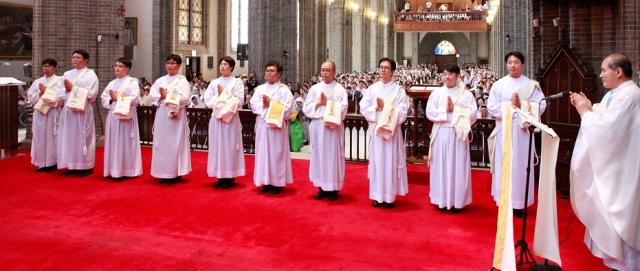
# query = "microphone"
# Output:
<box><xmin>542</xmin><ymin>90</ymin><xmax>570</xmax><ymax>101</ymax></box>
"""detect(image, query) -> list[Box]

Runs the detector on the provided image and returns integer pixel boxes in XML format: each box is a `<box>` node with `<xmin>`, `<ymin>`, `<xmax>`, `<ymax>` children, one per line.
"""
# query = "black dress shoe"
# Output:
<box><xmin>314</xmin><ymin>188</ymin><xmax>326</xmax><ymax>200</ymax></box>
<box><xmin>213</xmin><ymin>179</ymin><xmax>224</xmax><ymax>188</ymax></box>
<box><xmin>327</xmin><ymin>191</ymin><xmax>339</xmax><ymax>201</ymax></box>
<box><xmin>61</xmin><ymin>170</ymin><xmax>77</xmax><ymax>175</ymax></box>
<box><xmin>222</xmin><ymin>178</ymin><xmax>235</xmax><ymax>189</ymax></box>
<box><xmin>437</xmin><ymin>206</ymin><xmax>447</xmax><ymax>212</ymax></box>
<box><xmin>77</xmin><ymin>169</ymin><xmax>93</xmax><ymax>177</ymax></box>
<box><xmin>270</xmin><ymin>186</ymin><xmax>282</xmax><ymax>194</ymax></box>
<box><xmin>44</xmin><ymin>164</ymin><xmax>58</xmax><ymax>171</ymax></box>
<box><xmin>450</xmin><ymin>207</ymin><xmax>462</xmax><ymax>213</ymax></box>
<box><xmin>382</xmin><ymin>202</ymin><xmax>395</xmax><ymax>209</ymax></box>
<box><xmin>372</xmin><ymin>200</ymin><xmax>382</xmax><ymax>208</ymax></box>
<box><xmin>259</xmin><ymin>185</ymin><xmax>271</xmax><ymax>193</ymax></box>
<box><xmin>35</xmin><ymin>167</ymin><xmax>47</xmax><ymax>172</ymax></box>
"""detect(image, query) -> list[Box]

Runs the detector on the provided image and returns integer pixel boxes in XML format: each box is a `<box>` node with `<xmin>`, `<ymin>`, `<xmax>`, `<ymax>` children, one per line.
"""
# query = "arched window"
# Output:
<box><xmin>434</xmin><ymin>40</ymin><xmax>456</xmax><ymax>55</ymax></box>
<box><xmin>178</xmin><ymin>0</ymin><xmax>204</xmax><ymax>45</ymax></box>
<box><xmin>231</xmin><ymin>0</ymin><xmax>248</xmax><ymax>51</ymax></box>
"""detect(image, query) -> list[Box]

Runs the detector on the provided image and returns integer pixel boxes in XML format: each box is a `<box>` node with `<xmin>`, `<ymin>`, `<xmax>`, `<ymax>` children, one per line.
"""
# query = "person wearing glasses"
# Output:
<box><xmin>359</xmin><ymin>57</ymin><xmax>409</xmax><ymax>208</ymax></box>
<box><xmin>148</xmin><ymin>54</ymin><xmax>192</xmax><ymax>182</ymax></box>
<box><xmin>100</xmin><ymin>57</ymin><xmax>142</xmax><ymax>179</ymax></box>
<box><xmin>302</xmin><ymin>60</ymin><xmax>348</xmax><ymax>201</ymax></box>
<box><xmin>249</xmin><ymin>61</ymin><xmax>294</xmax><ymax>194</ymax></box>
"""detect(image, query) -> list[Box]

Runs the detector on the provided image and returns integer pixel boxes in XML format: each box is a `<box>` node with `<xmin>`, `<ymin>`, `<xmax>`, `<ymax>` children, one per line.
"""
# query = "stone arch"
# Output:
<box><xmin>419</xmin><ymin>32</ymin><xmax>472</xmax><ymax>64</ymax></box>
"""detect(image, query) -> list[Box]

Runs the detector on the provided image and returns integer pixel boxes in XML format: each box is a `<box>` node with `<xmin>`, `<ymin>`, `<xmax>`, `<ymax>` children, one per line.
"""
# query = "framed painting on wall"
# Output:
<box><xmin>0</xmin><ymin>3</ymin><xmax>33</xmax><ymax>59</ymax></box>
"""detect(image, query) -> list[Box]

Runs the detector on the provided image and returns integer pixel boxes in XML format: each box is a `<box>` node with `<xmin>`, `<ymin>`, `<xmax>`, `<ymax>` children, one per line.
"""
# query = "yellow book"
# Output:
<box><xmin>265</xmin><ymin>100</ymin><xmax>285</xmax><ymax>128</ymax></box>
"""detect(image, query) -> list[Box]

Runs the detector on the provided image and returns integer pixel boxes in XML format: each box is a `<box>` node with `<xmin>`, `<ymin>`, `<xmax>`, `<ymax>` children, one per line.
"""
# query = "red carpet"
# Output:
<box><xmin>0</xmin><ymin>148</ymin><xmax>607</xmax><ymax>270</ymax></box>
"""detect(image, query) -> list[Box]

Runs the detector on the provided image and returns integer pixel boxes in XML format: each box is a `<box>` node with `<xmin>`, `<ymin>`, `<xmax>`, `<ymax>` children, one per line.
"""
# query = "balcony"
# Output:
<box><xmin>394</xmin><ymin>11</ymin><xmax>488</xmax><ymax>32</ymax></box>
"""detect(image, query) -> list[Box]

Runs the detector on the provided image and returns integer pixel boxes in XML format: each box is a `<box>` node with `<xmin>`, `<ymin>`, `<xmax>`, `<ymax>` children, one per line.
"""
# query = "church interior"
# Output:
<box><xmin>1</xmin><ymin>0</ymin><xmax>639</xmax><ymax>270</ymax></box>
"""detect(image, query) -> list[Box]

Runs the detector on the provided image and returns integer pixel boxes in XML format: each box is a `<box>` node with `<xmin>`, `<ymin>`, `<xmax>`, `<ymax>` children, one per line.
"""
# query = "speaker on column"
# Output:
<box><xmin>237</xmin><ymin>44</ymin><xmax>248</xmax><ymax>61</ymax></box>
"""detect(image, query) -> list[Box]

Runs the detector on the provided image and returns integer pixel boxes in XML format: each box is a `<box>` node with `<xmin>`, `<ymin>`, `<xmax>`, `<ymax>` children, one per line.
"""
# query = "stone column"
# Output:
<box><xmin>248</xmin><ymin>0</ymin><xmax>297</xmax><ymax>83</ymax></box>
<box><xmin>328</xmin><ymin>0</ymin><xmax>345</xmax><ymax>73</ymax></box>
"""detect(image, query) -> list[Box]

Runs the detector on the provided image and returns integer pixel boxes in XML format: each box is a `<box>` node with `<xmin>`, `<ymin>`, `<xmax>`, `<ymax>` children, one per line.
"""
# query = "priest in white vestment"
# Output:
<box><xmin>487</xmin><ymin>52</ymin><xmax>546</xmax><ymax>213</ymax></box>
<box><xmin>204</xmin><ymin>56</ymin><xmax>245</xmax><ymax>188</ymax></box>
<box><xmin>359</xmin><ymin>58</ymin><xmax>409</xmax><ymax>208</ymax></box>
<box><xmin>100</xmin><ymin>58</ymin><xmax>142</xmax><ymax>178</ymax></box>
<box><xmin>28</xmin><ymin>58</ymin><xmax>65</xmax><ymax>171</ymax></box>
<box><xmin>149</xmin><ymin>54</ymin><xmax>192</xmax><ymax>181</ymax></box>
<box><xmin>302</xmin><ymin>60</ymin><xmax>348</xmax><ymax>201</ymax></box>
<box><xmin>57</xmin><ymin>50</ymin><xmax>99</xmax><ymax>177</ymax></box>
<box><xmin>249</xmin><ymin>61</ymin><xmax>294</xmax><ymax>194</ymax></box>
<box><xmin>426</xmin><ymin>64</ymin><xmax>477</xmax><ymax>211</ymax></box>
<box><xmin>570</xmin><ymin>53</ymin><xmax>640</xmax><ymax>271</ymax></box>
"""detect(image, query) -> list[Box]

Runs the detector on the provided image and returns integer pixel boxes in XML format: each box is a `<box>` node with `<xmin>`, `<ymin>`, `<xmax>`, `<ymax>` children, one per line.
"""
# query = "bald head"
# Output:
<box><xmin>600</xmin><ymin>53</ymin><xmax>634</xmax><ymax>89</ymax></box>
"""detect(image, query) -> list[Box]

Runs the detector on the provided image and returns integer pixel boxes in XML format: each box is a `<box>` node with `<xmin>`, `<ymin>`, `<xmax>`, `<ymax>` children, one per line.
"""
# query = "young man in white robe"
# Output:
<box><xmin>100</xmin><ymin>57</ymin><xmax>142</xmax><ymax>179</ymax></box>
<box><xmin>204</xmin><ymin>56</ymin><xmax>245</xmax><ymax>188</ymax></box>
<box><xmin>359</xmin><ymin>57</ymin><xmax>409</xmax><ymax>208</ymax></box>
<box><xmin>57</xmin><ymin>49</ymin><xmax>99</xmax><ymax>177</ymax></box>
<box><xmin>487</xmin><ymin>51</ymin><xmax>546</xmax><ymax>216</ymax></box>
<box><xmin>249</xmin><ymin>61</ymin><xmax>294</xmax><ymax>194</ymax></box>
<box><xmin>148</xmin><ymin>54</ymin><xmax>192</xmax><ymax>182</ymax></box>
<box><xmin>570</xmin><ymin>53</ymin><xmax>640</xmax><ymax>271</ymax></box>
<box><xmin>426</xmin><ymin>64</ymin><xmax>477</xmax><ymax>211</ymax></box>
<box><xmin>302</xmin><ymin>60</ymin><xmax>348</xmax><ymax>201</ymax></box>
<box><xmin>28</xmin><ymin>58</ymin><xmax>65</xmax><ymax>171</ymax></box>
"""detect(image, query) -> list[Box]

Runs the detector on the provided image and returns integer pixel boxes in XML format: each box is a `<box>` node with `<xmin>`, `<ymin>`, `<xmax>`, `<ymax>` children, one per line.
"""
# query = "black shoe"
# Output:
<box><xmin>513</xmin><ymin>209</ymin><xmax>525</xmax><ymax>218</ymax></box>
<box><xmin>61</xmin><ymin>170</ymin><xmax>76</xmax><ymax>175</ymax></box>
<box><xmin>382</xmin><ymin>202</ymin><xmax>395</xmax><ymax>209</ymax></box>
<box><xmin>44</xmin><ymin>164</ymin><xmax>58</xmax><ymax>172</ymax></box>
<box><xmin>314</xmin><ymin>188</ymin><xmax>326</xmax><ymax>200</ymax></box>
<box><xmin>213</xmin><ymin>179</ymin><xmax>225</xmax><ymax>188</ymax></box>
<box><xmin>327</xmin><ymin>191</ymin><xmax>339</xmax><ymax>201</ymax></box>
<box><xmin>372</xmin><ymin>200</ymin><xmax>382</xmax><ymax>208</ymax></box>
<box><xmin>437</xmin><ymin>206</ymin><xmax>447</xmax><ymax>212</ymax></box>
<box><xmin>77</xmin><ymin>169</ymin><xmax>93</xmax><ymax>177</ymax></box>
<box><xmin>259</xmin><ymin>185</ymin><xmax>271</xmax><ymax>193</ymax></box>
<box><xmin>222</xmin><ymin>178</ymin><xmax>235</xmax><ymax>189</ymax></box>
<box><xmin>35</xmin><ymin>167</ymin><xmax>47</xmax><ymax>172</ymax></box>
<box><xmin>270</xmin><ymin>186</ymin><xmax>282</xmax><ymax>194</ymax></box>
<box><xmin>450</xmin><ymin>207</ymin><xmax>462</xmax><ymax>213</ymax></box>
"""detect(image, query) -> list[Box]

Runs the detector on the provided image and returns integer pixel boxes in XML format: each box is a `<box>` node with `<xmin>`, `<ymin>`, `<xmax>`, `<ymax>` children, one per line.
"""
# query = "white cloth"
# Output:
<box><xmin>204</xmin><ymin>76</ymin><xmax>246</xmax><ymax>178</ymax></box>
<box><xmin>302</xmin><ymin>81</ymin><xmax>348</xmax><ymax>191</ymax></box>
<box><xmin>28</xmin><ymin>75</ymin><xmax>65</xmax><ymax>168</ymax></box>
<box><xmin>250</xmin><ymin>82</ymin><xmax>294</xmax><ymax>187</ymax></box>
<box><xmin>57</xmin><ymin>68</ymin><xmax>99</xmax><ymax>170</ymax></box>
<box><xmin>359</xmin><ymin>81</ymin><xmax>409</xmax><ymax>203</ymax></box>
<box><xmin>571</xmin><ymin>80</ymin><xmax>640</xmax><ymax>270</ymax></box>
<box><xmin>148</xmin><ymin>74</ymin><xmax>192</xmax><ymax>178</ymax></box>
<box><xmin>426</xmin><ymin>85</ymin><xmax>477</xmax><ymax>209</ymax></box>
<box><xmin>487</xmin><ymin>75</ymin><xmax>546</xmax><ymax>209</ymax></box>
<box><xmin>100</xmin><ymin>76</ymin><xmax>142</xmax><ymax>178</ymax></box>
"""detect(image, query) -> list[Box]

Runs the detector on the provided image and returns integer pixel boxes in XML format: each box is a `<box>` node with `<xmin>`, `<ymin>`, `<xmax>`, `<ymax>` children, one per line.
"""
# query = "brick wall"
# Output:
<box><xmin>533</xmin><ymin>0</ymin><xmax>640</xmax><ymax>98</ymax></box>
<box><xmin>32</xmin><ymin>0</ymin><xmax>125</xmax><ymax>139</ymax></box>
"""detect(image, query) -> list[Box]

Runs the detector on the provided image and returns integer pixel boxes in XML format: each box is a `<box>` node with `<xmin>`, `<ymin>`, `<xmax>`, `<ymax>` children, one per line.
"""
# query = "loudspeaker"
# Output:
<box><xmin>237</xmin><ymin>44</ymin><xmax>248</xmax><ymax>61</ymax></box>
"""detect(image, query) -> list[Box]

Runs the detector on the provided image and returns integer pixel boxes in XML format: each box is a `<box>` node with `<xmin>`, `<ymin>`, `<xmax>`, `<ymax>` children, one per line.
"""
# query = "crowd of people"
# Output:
<box><xmin>397</xmin><ymin>0</ymin><xmax>488</xmax><ymax>22</ymax></box>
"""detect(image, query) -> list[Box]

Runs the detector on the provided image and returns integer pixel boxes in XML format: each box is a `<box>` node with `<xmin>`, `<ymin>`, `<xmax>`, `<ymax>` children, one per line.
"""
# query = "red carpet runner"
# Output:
<box><xmin>0</xmin><ymin>148</ymin><xmax>607</xmax><ymax>270</ymax></box>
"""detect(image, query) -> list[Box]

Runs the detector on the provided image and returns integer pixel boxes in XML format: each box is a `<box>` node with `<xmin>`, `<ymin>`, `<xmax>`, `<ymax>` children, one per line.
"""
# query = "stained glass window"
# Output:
<box><xmin>178</xmin><ymin>0</ymin><xmax>204</xmax><ymax>45</ymax></box>
<box><xmin>434</xmin><ymin>40</ymin><xmax>456</xmax><ymax>55</ymax></box>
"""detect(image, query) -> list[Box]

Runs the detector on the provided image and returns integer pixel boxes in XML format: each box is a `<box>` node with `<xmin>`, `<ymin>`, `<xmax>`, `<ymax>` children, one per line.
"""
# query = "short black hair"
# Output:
<box><xmin>265</xmin><ymin>60</ymin><xmax>283</xmax><ymax>74</ymax></box>
<box><xmin>219</xmin><ymin>56</ymin><xmax>236</xmax><ymax>71</ymax></box>
<box><xmin>166</xmin><ymin>54</ymin><xmax>182</xmax><ymax>65</ymax></box>
<box><xmin>116</xmin><ymin>57</ymin><xmax>132</xmax><ymax>69</ymax></box>
<box><xmin>607</xmin><ymin>53</ymin><xmax>633</xmax><ymax>78</ymax></box>
<box><xmin>443</xmin><ymin>63</ymin><xmax>461</xmax><ymax>75</ymax></box>
<box><xmin>73</xmin><ymin>49</ymin><xmax>90</xmax><ymax>60</ymax></box>
<box><xmin>41</xmin><ymin>58</ymin><xmax>57</xmax><ymax>67</ymax></box>
<box><xmin>378</xmin><ymin>57</ymin><xmax>396</xmax><ymax>71</ymax></box>
<box><xmin>504</xmin><ymin>51</ymin><xmax>525</xmax><ymax>64</ymax></box>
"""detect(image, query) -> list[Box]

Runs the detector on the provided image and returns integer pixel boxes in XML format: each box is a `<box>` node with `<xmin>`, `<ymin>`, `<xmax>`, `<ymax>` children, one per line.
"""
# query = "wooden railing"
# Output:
<box><xmin>394</xmin><ymin>11</ymin><xmax>488</xmax><ymax>32</ymax></box>
<box><xmin>136</xmin><ymin>106</ymin><xmax>495</xmax><ymax>168</ymax></box>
